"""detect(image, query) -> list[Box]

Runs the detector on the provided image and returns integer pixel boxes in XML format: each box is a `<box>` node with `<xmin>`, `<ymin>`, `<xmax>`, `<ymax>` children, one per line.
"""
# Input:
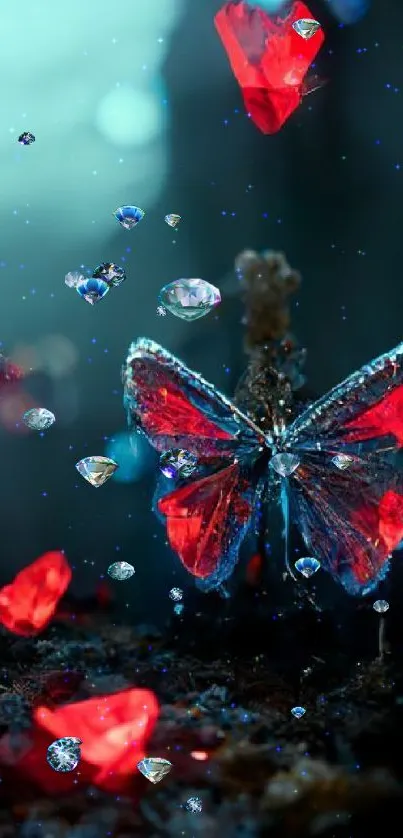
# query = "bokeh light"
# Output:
<box><xmin>105</xmin><ymin>431</ymin><xmax>153</xmax><ymax>483</ymax></box>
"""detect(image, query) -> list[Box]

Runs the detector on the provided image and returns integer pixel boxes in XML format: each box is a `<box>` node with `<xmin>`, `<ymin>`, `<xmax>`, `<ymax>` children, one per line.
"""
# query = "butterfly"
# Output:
<box><xmin>122</xmin><ymin>338</ymin><xmax>403</xmax><ymax>597</ymax></box>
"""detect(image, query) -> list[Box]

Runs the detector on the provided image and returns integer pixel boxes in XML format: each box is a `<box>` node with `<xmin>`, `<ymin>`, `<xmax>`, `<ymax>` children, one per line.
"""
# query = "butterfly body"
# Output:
<box><xmin>123</xmin><ymin>338</ymin><xmax>403</xmax><ymax>598</ymax></box>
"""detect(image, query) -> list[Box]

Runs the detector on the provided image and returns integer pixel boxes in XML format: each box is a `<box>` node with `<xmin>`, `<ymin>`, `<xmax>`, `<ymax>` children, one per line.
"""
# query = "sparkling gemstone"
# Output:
<box><xmin>332</xmin><ymin>453</ymin><xmax>354</xmax><ymax>470</ymax></box>
<box><xmin>113</xmin><ymin>205</ymin><xmax>145</xmax><ymax>230</ymax></box>
<box><xmin>65</xmin><ymin>270</ymin><xmax>85</xmax><ymax>289</ymax></box>
<box><xmin>214</xmin><ymin>2</ymin><xmax>324</xmax><ymax>134</ymax></box>
<box><xmin>158</xmin><ymin>278</ymin><xmax>221</xmax><ymax>321</ymax></box>
<box><xmin>46</xmin><ymin>737</ymin><xmax>82</xmax><ymax>772</ymax></box>
<box><xmin>292</xmin><ymin>18</ymin><xmax>321</xmax><ymax>39</ymax></box>
<box><xmin>165</xmin><ymin>213</ymin><xmax>181</xmax><ymax>228</ymax></box>
<box><xmin>270</xmin><ymin>452</ymin><xmax>300</xmax><ymax>477</ymax></box>
<box><xmin>92</xmin><ymin>262</ymin><xmax>126</xmax><ymax>287</ymax></box>
<box><xmin>185</xmin><ymin>796</ymin><xmax>203</xmax><ymax>813</ymax></box>
<box><xmin>76</xmin><ymin>277</ymin><xmax>110</xmax><ymax>305</ymax></box>
<box><xmin>156</xmin><ymin>305</ymin><xmax>167</xmax><ymax>317</ymax></box>
<box><xmin>137</xmin><ymin>757</ymin><xmax>172</xmax><ymax>783</ymax></box>
<box><xmin>173</xmin><ymin>603</ymin><xmax>184</xmax><ymax>616</ymax></box>
<box><xmin>373</xmin><ymin>599</ymin><xmax>389</xmax><ymax>614</ymax></box>
<box><xmin>107</xmin><ymin>561</ymin><xmax>135</xmax><ymax>581</ymax></box>
<box><xmin>291</xmin><ymin>706</ymin><xmax>306</xmax><ymax>719</ymax></box>
<box><xmin>22</xmin><ymin>407</ymin><xmax>55</xmax><ymax>431</ymax></box>
<box><xmin>294</xmin><ymin>557</ymin><xmax>321</xmax><ymax>578</ymax></box>
<box><xmin>169</xmin><ymin>587</ymin><xmax>183</xmax><ymax>602</ymax></box>
<box><xmin>18</xmin><ymin>132</ymin><xmax>35</xmax><ymax>146</ymax></box>
<box><xmin>159</xmin><ymin>449</ymin><xmax>198</xmax><ymax>480</ymax></box>
<box><xmin>75</xmin><ymin>456</ymin><xmax>118</xmax><ymax>487</ymax></box>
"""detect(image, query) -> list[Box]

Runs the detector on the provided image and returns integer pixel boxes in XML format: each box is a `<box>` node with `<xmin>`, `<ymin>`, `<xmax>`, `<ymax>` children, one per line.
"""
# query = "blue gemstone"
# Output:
<box><xmin>291</xmin><ymin>706</ymin><xmax>306</xmax><ymax>719</ymax></box>
<box><xmin>76</xmin><ymin>277</ymin><xmax>109</xmax><ymax>305</ymax></box>
<box><xmin>294</xmin><ymin>557</ymin><xmax>321</xmax><ymax>578</ymax></box>
<box><xmin>113</xmin><ymin>205</ymin><xmax>145</xmax><ymax>230</ymax></box>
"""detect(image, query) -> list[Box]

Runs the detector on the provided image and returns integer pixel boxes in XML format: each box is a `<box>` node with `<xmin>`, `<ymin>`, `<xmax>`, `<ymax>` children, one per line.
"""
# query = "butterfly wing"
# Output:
<box><xmin>285</xmin><ymin>343</ymin><xmax>403</xmax><ymax>594</ymax></box>
<box><xmin>123</xmin><ymin>338</ymin><xmax>265</xmax><ymax>589</ymax></box>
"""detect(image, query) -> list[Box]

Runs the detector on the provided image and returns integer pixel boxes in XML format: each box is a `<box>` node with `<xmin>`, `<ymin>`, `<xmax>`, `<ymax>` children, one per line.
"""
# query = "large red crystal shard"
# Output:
<box><xmin>215</xmin><ymin>1</ymin><xmax>325</xmax><ymax>133</ymax></box>
<box><xmin>0</xmin><ymin>688</ymin><xmax>159</xmax><ymax>794</ymax></box>
<box><xmin>0</xmin><ymin>551</ymin><xmax>72</xmax><ymax>636</ymax></box>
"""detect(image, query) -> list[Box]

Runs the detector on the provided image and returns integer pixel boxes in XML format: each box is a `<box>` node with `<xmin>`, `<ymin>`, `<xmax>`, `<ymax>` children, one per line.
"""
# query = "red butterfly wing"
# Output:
<box><xmin>286</xmin><ymin>343</ymin><xmax>403</xmax><ymax>593</ymax></box>
<box><xmin>158</xmin><ymin>463</ymin><xmax>255</xmax><ymax>590</ymax></box>
<box><xmin>123</xmin><ymin>338</ymin><xmax>263</xmax><ymax>459</ymax></box>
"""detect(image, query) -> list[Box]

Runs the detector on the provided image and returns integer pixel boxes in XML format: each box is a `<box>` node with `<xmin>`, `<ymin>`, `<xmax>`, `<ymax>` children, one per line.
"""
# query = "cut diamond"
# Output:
<box><xmin>76</xmin><ymin>456</ymin><xmax>118</xmax><ymax>487</ymax></box>
<box><xmin>294</xmin><ymin>556</ymin><xmax>321</xmax><ymax>578</ymax></box>
<box><xmin>270</xmin><ymin>452</ymin><xmax>300</xmax><ymax>477</ymax></box>
<box><xmin>292</xmin><ymin>18</ymin><xmax>321</xmax><ymax>39</ymax></box>
<box><xmin>92</xmin><ymin>262</ymin><xmax>126</xmax><ymax>287</ymax></box>
<box><xmin>165</xmin><ymin>213</ymin><xmax>181</xmax><ymax>228</ymax></box>
<box><xmin>65</xmin><ymin>270</ymin><xmax>85</xmax><ymax>289</ymax></box>
<box><xmin>291</xmin><ymin>706</ymin><xmax>306</xmax><ymax>719</ymax></box>
<box><xmin>137</xmin><ymin>757</ymin><xmax>172</xmax><ymax>783</ymax></box>
<box><xmin>159</xmin><ymin>278</ymin><xmax>221</xmax><ymax>321</ymax></box>
<box><xmin>159</xmin><ymin>449</ymin><xmax>198</xmax><ymax>479</ymax></box>
<box><xmin>22</xmin><ymin>408</ymin><xmax>55</xmax><ymax>431</ymax></box>
<box><xmin>76</xmin><ymin>277</ymin><xmax>110</xmax><ymax>305</ymax></box>
<box><xmin>169</xmin><ymin>587</ymin><xmax>183</xmax><ymax>602</ymax></box>
<box><xmin>18</xmin><ymin>132</ymin><xmax>35</xmax><ymax>146</ymax></box>
<box><xmin>113</xmin><ymin>205</ymin><xmax>145</xmax><ymax>230</ymax></box>
<box><xmin>108</xmin><ymin>561</ymin><xmax>135</xmax><ymax>581</ymax></box>
<box><xmin>47</xmin><ymin>737</ymin><xmax>82</xmax><ymax>773</ymax></box>
<box><xmin>373</xmin><ymin>599</ymin><xmax>389</xmax><ymax>614</ymax></box>
<box><xmin>185</xmin><ymin>796</ymin><xmax>203</xmax><ymax>813</ymax></box>
<box><xmin>332</xmin><ymin>453</ymin><xmax>354</xmax><ymax>470</ymax></box>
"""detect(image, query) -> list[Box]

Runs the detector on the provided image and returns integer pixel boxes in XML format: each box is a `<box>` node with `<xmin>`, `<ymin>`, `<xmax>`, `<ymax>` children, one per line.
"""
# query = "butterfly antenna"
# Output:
<box><xmin>280</xmin><ymin>480</ymin><xmax>297</xmax><ymax>581</ymax></box>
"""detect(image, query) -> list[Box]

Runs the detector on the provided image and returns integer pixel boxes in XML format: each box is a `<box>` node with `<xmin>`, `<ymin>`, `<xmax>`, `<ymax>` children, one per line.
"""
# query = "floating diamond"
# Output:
<box><xmin>291</xmin><ymin>706</ymin><xmax>306</xmax><ymax>719</ymax></box>
<box><xmin>169</xmin><ymin>587</ymin><xmax>183</xmax><ymax>602</ymax></box>
<box><xmin>92</xmin><ymin>262</ymin><xmax>126</xmax><ymax>287</ymax></box>
<box><xmin>174</xmin><ymin>603</ymin><xmax>184</xmax><ymax>616</ymax></box>
<box><xmin>156</xmin><ymin>305</ymin><xmax>167</xmax><ymax>317</ymax></box>
<box><xmin>185</xmin><ymin>796</ymin><xmax>203</xmax><ymax>813</ymax></box>
<box><xmin>160</xmin><ymin>449</ymin><xmax>198</xmax><ymax>480</ymax></box>
<box><xmin>332</xmin><ymin>453</ymin><xmax>354</xmax><ymax>470</ymax></box>
<box><xmin>165</xmin><ymin>213</ymin><xmax>181</xmax><ymax>228</ymax></box>
<box><xmin>270</xmin><ymin>452</ymin><xmax>300</xmax><ymax>477</ymax></box>
<box><xmin>137</xmin><ymin>757</ymin><xmax>172</xmax><ymax>783</ymax></box>
<box><xmin>113</xmin><ymin>205</ymin><xmax>145</xmax><ymax>230</ymax></box>
<box><xmin>47</xmin><ymin>737</ymin><xmax>82</xmax><ymax>773</ymax></box>
<box><xmin>76</xmin><ymin>277</ymin><xmax>110</xmax><ymax>305</ymax></box>
<box><xmin>76</xmin><ymin>456</ymin><xmax>118</xmax><ymax>487</ymax></box>
<box><xmin>159</xmin><ymin>278</ymin><xmax>221</xmax><ymax>321</ymax></box>
<box><xmin>18</xmin><ymin>132</ymin><xmax>35</xmax><ymax>146</ymax></box>
<box><xmin>292</xmin><ymin>18</ymin><xmax>321</xmax><ymax>39</ymax></box>
<box><xmin>295</xmin><ymin>557</ymin><xmax>321</xmax><ymax>578</ymax></box>
<box><xmin>108</xmin><ymin>561</ymin><xmax>135</xmax><ymax>581</ymax></box>
<box><xmin>22</xmin><ymin>408</ymin><xmax>55</xmax><ymax>431</ymax></box>
<box><xmin>373</xmin><ymin>599</ymin><xmax>389</xmax><ymax>614</ymax></box>
<box><xmin>65</xmin><ymin>270</ymin><xmax>85</xmax><ymax>289</ymax></box>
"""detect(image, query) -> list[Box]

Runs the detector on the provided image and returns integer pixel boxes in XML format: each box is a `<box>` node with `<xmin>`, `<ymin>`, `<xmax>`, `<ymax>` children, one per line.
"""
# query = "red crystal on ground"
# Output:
<box><xmin>215</xmin><ymin>1</ymin><xmax>325</xmax><ymax>133</ymax></box>
<box><xmin>0</xmin><ymin>551</ymin><xmax>72</xmax><ymax>636</ymax></box>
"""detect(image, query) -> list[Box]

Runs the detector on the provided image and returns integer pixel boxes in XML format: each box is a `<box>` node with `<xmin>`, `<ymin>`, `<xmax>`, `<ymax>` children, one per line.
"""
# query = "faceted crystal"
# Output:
<box><xmin>270</xmin><ymin>452</ymin><xmax>300</xmax><ymax>477</ymax></box>
<box><xmin>185</xmin><ymin>796</ymin><xmax>203</xmax><ymax>813</ymax></box>
<box><xmin>158</xmin><ymin>278</ymin><xmax>221</xmax><ymax>321</ymax></box>
<box><xmin>65</xmin><ymin>270</ymin><xmax>85</xmax><ymax>289</ymax></box>
<box><xmin>92</xmin><ymin>262</ymin><xmax>126</xmax><ymax>287</ymax></box>
<box><xmin>159</xmin><ymin>449</ymin><xmax>198</xmax><ymax>480</ymax></box>
<box><xmin>169</xmin><ymin>587</ymin><xmax>183</xmax><ymax>602</ymax></box>
<box><xmin>373</xmin><ymin>599</ymin><xmax>389</xmax><ymax>614</ymax></box>
<box><xmin>292</xmin><ymin>18</ymin><xmax>321</xmax><ymax>39</ymax></box>
<box><xmin>108</xmin><ymin>561</ymin><xmax>135</xmax><ymax>581</ymax></box>
<box><xmin>165</xmin><ymin>213</ymin><xmax>181</xmax><ymax>228</ymax></box>
<box><xmin>76</xmin><ymin>456</ymin><xmax>118</xmax><ymax>487</ymax></box>
<box><xmin>22</xmin><ymin>407</ymin><xmax>55</xmax><ymax>431</ymax></box>
<box><xmin>137</xmin><ymin>757</ymin><xmax>172</xmax><ymax>783</ymax></box>
<box><xmin>113</xmin><ymin>205</ymin><xmax>145</xmax><ymax>230</ymax></box>
<box><xmin>295</xmin><ymin>557</ymin><xmax>321</xmax><ymax>578</ymax></box>
<box><xmin>173</xmin><ymin>603</ymin><xmax>184</xmax><ymax>616</ymax></box>
<box><xmin>332</xmin><ymin>453</ymin><xmax>354</xmax><ymax>470</ymax></box>
<box><xmin>156</xmin><ymin>305</ymin><xmax>167</xmax><ymax>317</ymax></box>
<box><xmin>47</xmin><ymin>737</ymin><xmax>82</xmax><ymax>772</ymax></box>
<box><xmin>18</xmin><ymin>132</ymin><xmax>35</xmax><ymax>146</ymax></box>
<box><xmin>291</xmin><ymin>706</ymin><xmax>306</xmax><ymax>719</ymax></box>
<box><xmin>76</xmin><ymin>277</ymin><xmax>110</xmax><ymax>305</ymax></box>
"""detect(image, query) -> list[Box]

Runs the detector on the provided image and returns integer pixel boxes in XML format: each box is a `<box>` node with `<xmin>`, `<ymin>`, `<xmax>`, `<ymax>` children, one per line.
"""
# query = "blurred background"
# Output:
<box><xmin>1</xmin><ymin>0</ymin><xmax>402</xmax><ymax>624</ymax></box>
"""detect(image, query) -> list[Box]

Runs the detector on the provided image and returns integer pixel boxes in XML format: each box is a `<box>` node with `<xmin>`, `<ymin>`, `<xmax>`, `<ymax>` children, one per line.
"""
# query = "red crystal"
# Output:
<box><xmin>215</xmin><ymin>1</ymin><xmax>325</xmax><ymax>133</ymax></box>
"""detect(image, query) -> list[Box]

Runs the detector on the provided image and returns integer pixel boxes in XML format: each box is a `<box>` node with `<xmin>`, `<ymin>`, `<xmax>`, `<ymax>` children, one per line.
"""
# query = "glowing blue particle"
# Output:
<box><xmin>294</xmin><ymin>557</ymin><xmax>321</xmax><ymax>578</ymax></box>
<box><xmin>105</xmin><ymin>431</ymin><xmax>151</xmax><ymax>483</ymax></box>
<box><xmin>173</xmin><ymin>603</ymin><xmax>184</xmax><ymax>616</ymax></box>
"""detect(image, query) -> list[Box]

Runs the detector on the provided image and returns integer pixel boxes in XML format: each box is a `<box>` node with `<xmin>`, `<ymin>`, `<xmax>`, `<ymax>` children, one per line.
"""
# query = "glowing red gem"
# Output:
<box><xmin>215</xmin><ymin>1</ymin><xmax>325</xmax><ymax>133</ymax></box>
<box><xmin>0</xmin><ymin>688</ymin><xmax>159</xmax><ymax>793</ymax></box>
<box><xmin>0</xmin><ymin>551</ymin><xmax>72</xmax><ymax>636</ymax></box>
